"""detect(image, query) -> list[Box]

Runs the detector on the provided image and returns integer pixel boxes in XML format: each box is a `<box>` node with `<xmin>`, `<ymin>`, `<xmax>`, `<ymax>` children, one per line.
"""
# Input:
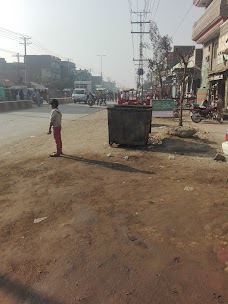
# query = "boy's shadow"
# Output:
<box><xmin>61</xmin><ymin>154</ymin><xmax>154</xmax><ymax>175</ymax></box>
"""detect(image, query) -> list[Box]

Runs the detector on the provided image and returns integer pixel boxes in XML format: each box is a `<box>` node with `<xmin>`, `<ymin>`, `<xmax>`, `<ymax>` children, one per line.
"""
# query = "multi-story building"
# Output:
<box><xmin>0</xmin><ymin>59</ymin><xmax>24</xmax><ymax>85</ymax></box>
<box><xmin>192</xmin><ymin>0</ymin><xmax>228</xmax><ymax>105</ymax></box>
<box><xmin>61</xmin><ymin>60</ymin><xmax>76</xmax><ymax>79</ymax></box>
<box><xmin>165</xmin><ymin>47</ymin><xmax>203</xmax><ymax>98</ymax></box>
<box><xmin>26</xmin><ymin>55</ymin><xmax>62</xmax><ymax>85</ymax></box>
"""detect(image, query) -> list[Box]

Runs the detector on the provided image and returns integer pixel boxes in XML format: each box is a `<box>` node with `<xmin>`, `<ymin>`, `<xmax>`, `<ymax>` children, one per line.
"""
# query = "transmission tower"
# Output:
<box><xmin>131</xmin><ymin>11</ymin><xmax>150</xmax><ymax>98</ymax></box>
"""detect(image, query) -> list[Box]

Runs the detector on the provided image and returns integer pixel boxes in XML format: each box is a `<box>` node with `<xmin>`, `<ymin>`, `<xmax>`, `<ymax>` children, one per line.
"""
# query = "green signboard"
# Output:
<box><xmin>0</xmin><ymin>87</ymin><xmax>6</xmax><ymax>101</ymax></box>
<box><xmin>152</xmin><ymin>100</ymin><xmax>175</xmax><ymax>111</ymax></box>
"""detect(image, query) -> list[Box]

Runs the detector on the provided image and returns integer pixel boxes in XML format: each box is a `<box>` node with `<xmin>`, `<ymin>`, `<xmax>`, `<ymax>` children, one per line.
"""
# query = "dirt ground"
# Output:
<box><xmin>0</xmin><ymin>110</ymin><xmax>227</xmax><ymax>304</ymax></box>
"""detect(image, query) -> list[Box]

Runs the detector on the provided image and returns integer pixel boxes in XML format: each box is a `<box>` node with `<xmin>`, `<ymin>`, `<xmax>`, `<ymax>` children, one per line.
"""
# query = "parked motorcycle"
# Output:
<box><xmin>87</xmin><ymin>94</ymin><xmax>96</xmax><ymax>107</ymax></box>
<box><xmin>190</xmin><ymin>105</ymin><xmax>223</xmax><ymax>123</ymax></box>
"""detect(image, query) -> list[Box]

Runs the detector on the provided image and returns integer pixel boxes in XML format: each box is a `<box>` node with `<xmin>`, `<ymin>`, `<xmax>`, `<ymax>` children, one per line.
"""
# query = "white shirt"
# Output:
<box><xmin>50</xmin><ymin>109</ymin><xmax>62</xmax><ymax>127</ymax></box>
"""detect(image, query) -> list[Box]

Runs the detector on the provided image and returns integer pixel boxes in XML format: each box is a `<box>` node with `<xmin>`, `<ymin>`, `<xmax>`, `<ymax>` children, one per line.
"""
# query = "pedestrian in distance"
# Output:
<box><xmin>47</xmin><ymin>99</ymin><xmax>62</xmax><ymax>157</ymax></box>
<box><xmin>216</xmin><ymin>96</ymin><xmax>224</xmax><ymax>120</ymax></box>
<box><xmin>19</xmin><ymin>90</ymin><xmax>24</xmax><ymax>100</ymax></box>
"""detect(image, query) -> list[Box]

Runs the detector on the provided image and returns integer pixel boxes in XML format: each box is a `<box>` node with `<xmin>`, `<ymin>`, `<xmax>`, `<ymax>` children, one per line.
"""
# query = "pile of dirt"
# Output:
<box><xmin>166</xmin><ymin>126</ymin><xmax>197</xmax><ymax>138</ymax></box>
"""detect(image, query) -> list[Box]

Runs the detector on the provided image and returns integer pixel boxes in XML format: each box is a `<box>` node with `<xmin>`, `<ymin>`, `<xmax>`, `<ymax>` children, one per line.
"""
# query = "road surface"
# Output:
<box><xmin>0</xmin><ymin>103</ymin><xmax>103</xmax><ymax>147</ymax></box>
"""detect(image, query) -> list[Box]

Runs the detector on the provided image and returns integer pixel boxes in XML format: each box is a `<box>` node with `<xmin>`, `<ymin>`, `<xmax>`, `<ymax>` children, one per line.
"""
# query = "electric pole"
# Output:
<box><xmin>131</xmin><ymin>11</ymin><xmax>150</xmax><ymax>98</ymax></box>
<box><xmin>20</xmin><ymin>36</ymin><xmax>31</xmax><ymax>85</ymax></box>
<box><xmin>97</xmin><ymin>55</ymin><xmax>106</xmax><ymax>81</ymax></box>
<box><xmin>12</xmin><ymin>53</ymin><xmax>23</xmax><ymax>84</ymax></box>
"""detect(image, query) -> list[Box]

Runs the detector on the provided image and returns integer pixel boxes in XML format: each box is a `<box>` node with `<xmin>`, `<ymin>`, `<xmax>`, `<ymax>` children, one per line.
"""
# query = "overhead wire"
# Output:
<box><xmin>153</xmin><ymin>0</ymin><xmax>161</xmax><ymax>21</ymax></box>
<box><xmin>171</xmin><ymin>3</ymin><xmax>194</xmax><ymax>38</ymax></box>
<box><xmin>0</xmin><ymin>26</ymin><xmax>28</xmax><ymax>38</ymax></box>
<box><xmin>0</xmin><ymin>32</ymin><xmax>21</xmax><ymax>42</ymax></box>
<box><xmin>0</xmin><ymin>47</ymin><xmax>17</xmax><ymax>55</ymax></box>
<box><xmin>0</xmin><ymin>27</ymin><xmax>92</xmax><ymax>72</ymax></box>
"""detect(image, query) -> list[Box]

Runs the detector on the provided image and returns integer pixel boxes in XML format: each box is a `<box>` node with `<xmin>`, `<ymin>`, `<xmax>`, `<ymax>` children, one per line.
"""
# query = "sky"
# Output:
<box><xmin>0</xmin><ymin>0</ymin><xmax>204</xmax><ymax>88</ymax></box>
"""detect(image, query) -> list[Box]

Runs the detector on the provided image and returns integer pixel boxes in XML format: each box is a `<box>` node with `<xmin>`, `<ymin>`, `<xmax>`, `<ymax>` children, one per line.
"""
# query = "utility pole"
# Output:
<box><xmin>12</xmin><ymin>53</ymin><xmax>23</xmax><ymax>84</ymax></box>
<box><xmin>20</xmin><ymin>36</ymin><xmax>31</xmax><ymax>85</ymax></box>
<box><xmin>97</xmin><ymin>55</ymin><xmax>106</xmax><ymax>81</ymax></box>
<box><xmin>131</xmin><ymin>11</ymin><xmax>150</xmax><ymax>98</ymax></box>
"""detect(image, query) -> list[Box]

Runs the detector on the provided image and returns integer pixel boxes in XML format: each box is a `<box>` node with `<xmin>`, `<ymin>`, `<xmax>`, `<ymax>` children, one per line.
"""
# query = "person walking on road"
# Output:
<box><xmin>47</xmin><ymin>99</ymin><xmax>62</xmax><ymax>157</ymax></box>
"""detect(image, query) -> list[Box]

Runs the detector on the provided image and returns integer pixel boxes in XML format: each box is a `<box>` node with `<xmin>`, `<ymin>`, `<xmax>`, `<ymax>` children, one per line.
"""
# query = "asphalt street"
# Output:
<box><xmin>0</xmin><ymin>103</ymin><xmax>103</xmax><ymax>147</ymax></box>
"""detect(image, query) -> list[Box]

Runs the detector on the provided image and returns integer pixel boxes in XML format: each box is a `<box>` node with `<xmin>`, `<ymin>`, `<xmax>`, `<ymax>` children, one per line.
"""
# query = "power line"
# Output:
<box><xmin>0</xmin><ymin>47</ymin><xmax>17</xmax><ymax>55</ymax></box>
<box><xmin>171</xmin><ymin>4</ymin><xmax>194</xmax><ymax>37</ymax></box>
<box><xmin>0</xmin><ymin>26</ymin><xmax>28</xmax><ymax>38</ymax></box>
<box><xmin>0</xmin><ymin>26</ymin><xmax>108</xmax><ymax>80</ymax></box>
<box><xmin>153</xmin><ymin>0</ymin><xmax>161</xmax><ymax>21</ymax></box>
<box><xmin>0</xmin><ymin>32</ymin><xmax>20</xmax><ymax>42</ymax></box>
<box><xmin>149</xmin><ymin>0</ymin><xmax>156</xmax><ymax>20</ymax></box>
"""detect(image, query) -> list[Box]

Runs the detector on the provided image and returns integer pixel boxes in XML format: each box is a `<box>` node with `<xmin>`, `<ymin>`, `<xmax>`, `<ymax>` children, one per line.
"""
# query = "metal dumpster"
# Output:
<box><xmin>107</xmin><ymin>105</ymin><xmax>152</xmax><ymax>146</ymax></box>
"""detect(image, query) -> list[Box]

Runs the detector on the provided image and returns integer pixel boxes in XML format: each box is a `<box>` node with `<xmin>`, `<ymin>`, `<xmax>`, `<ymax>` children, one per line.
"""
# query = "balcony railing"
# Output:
<box><xmin>193</xmin><ymin>0</ymin><xmax>213</xmax><ymax>8</ymax></box>
<box><xmin>192</xmin><ymin>0</ymin><xmax>228</xmax><ymax>43</ymax></box>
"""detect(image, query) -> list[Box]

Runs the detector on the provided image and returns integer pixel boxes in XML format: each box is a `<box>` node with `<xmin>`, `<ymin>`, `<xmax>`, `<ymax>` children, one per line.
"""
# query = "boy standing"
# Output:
<box><xmin>48</xmin><ymin>99</ymin><xmax>62</xmax><ymax>157</ymax></box>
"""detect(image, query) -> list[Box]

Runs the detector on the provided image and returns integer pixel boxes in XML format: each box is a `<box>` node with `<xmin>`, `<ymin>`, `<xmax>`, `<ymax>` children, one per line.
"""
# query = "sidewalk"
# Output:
<box><xmin>0</xmin><ymin>110</ymin><xmax>227</xmax><ymax>304</ymax></box>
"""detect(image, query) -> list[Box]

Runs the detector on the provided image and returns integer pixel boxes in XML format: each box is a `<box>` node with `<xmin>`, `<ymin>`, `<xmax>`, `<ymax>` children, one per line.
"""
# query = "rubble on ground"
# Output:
<box><xmin>166</xmin><ymin>127</ymin><xmax>197</xmax><ymax>138</ymax></box>
<box><xmin>214</xmin><ymin>153</ymin><xmax>226</xmax><ymax>162</ymax></box>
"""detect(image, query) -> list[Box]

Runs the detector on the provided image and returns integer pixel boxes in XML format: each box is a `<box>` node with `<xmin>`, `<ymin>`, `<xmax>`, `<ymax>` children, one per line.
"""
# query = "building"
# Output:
<box><xmin>172</xmin><ymin>46</ymin><xmax>197</xmax><ymax>67</ymax></box>
<box><xmin>193</xmin><ymin>0</ymin><xmax>213</xmax><ymax>7</ymax></box>
<box><xmin>26</xmin><ymin>55</ymin><xmax>62</xmax><ymax>86</ymax></box>
<box><xmin>165</xmin><ymin>47</ymin><xmax>203</xmax><ymax>98</ymax></box>
<box><xmin>75</xmin><ymin>69</ymin><xmax>92</xmax><ymax>82</ymax></box>
<box><xmin>0</xmin><ymin>59</ymin><xmax>24</xmax><ymax>85</ymax></box>
<box><xmin>192</xmin><ymin>0</ymin><xmax>228</xmax><ymax>106</ymax></box>
<box><xmin>61</xmin><ymin>61</ymin><xmax>76</xmax><ymax>79</ymax></box>
<box><xmin>91</xmin><ymin>75</ymin><xmax>102</xmax><ymax>91</ymax></box>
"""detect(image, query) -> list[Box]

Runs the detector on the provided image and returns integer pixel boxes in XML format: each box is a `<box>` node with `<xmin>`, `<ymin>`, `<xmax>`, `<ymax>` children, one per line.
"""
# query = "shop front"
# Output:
<box><xmin>208</xmin><ymin>71</ymin><xmax>228</xmax><ymax>107</ymax></box>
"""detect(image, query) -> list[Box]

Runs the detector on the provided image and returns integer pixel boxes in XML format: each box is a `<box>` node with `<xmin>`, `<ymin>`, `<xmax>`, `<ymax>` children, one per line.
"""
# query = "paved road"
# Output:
<box><xmin>0</xmin><ymin>103</ymin><xmax>104</xmax><ymax>147</ymax></box>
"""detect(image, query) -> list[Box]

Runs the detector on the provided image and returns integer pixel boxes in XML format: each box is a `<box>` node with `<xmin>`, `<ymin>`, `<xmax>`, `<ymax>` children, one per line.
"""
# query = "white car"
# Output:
<box><xmin>72</xmin><ymin>89</ymin><xmax>88</xmax><ymax>103</ymax></box>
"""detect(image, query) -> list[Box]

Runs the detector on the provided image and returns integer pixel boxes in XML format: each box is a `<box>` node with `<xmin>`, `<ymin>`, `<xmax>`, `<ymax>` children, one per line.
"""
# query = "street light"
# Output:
<box><xmin>97</xmin><ymin>55</ymin><xmax>106</xmax><ymax>81</ymax></box>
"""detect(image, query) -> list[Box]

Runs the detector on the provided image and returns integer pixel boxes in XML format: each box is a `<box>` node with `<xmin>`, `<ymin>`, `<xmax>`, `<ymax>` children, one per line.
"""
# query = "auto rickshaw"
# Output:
<box><xmin>117</xmin><ymin>89</ymin><xmax>139</xmax><ymax>105</ymax></box>
<box><xmin>63</xmin><ymin>88</ymin><xmax>72</xmax><ymax>98</ymax></box>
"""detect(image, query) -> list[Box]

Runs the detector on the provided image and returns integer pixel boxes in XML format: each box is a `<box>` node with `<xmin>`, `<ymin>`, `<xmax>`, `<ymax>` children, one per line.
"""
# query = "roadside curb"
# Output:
<box><xmin>0</xmin><ymin>100</ymin><xmax>33</xmax><ymax>113</ymax></box>
<box><xmin>54</xmin><ymin>98</ymin><xmax>73</xmax><ymax>105</ymax></box>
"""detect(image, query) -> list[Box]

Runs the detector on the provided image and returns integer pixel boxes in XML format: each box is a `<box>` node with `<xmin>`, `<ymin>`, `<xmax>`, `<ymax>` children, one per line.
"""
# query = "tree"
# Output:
<box><xmin>148</xmin><ymin>21</ymin><xmax>172</xmax><ymax>98</ymax></box>
<box><xmin>175</xmin><ymin>48</ymin><xmax>194</xmax><ymax>126</ymax></box>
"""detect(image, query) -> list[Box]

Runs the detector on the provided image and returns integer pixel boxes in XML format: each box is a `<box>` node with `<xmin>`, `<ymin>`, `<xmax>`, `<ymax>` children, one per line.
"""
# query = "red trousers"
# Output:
<box><xmin>53</xmin><ymin>126</ymin><xmax>62</xmax><ymax>154</ymax></box>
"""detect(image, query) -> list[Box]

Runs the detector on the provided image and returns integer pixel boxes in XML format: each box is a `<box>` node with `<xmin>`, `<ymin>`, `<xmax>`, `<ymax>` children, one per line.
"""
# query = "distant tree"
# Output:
<box><xmin>148</xmin><ymin>21</ymin><xmax>172</xmax><ymax>98</ymax></box>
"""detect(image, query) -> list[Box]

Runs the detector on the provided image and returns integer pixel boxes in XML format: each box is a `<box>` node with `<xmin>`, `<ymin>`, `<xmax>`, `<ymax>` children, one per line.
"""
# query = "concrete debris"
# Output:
<box><xmin>127</xmin><ymin>233</ymin><xmax>138</xmax><ymax>242</ymax></box>
<box><xmin>184</xmin><ymin>187</ymin><xmax>194</xmax><ymax>192</ymax></box>
<box><xmin>214</xmin><ymin>153</ymin><xmax>226</xmax><ymax>162</ymax></box>
<box><xmin>34</xmin><ymin>217</ymin><xmax>47</xmax><ymax>224</ymax></box>
<box><xmin>148</xmin><ymin>140</ymin><xmax>163</xmax><ymax>147</ymax></box>
<box><xmin>168</xmin><ymin>156</ymin><xmax>175</xmax><ymax>160</ymax></box>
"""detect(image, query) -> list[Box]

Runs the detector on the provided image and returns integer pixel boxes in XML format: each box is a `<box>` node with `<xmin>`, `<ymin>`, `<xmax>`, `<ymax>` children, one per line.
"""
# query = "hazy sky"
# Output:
<box><xmin>0</xmin><ymin>0</ymin><xmax>204</xmax><ymax>87</ymax></box>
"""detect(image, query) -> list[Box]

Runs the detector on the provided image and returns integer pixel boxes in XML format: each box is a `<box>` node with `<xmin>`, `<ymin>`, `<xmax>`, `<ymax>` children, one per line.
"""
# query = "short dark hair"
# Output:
<box><xmin>50</xmin><ymin>99</ymin><xmax>59</xmax><ymax>107</ymax></box>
